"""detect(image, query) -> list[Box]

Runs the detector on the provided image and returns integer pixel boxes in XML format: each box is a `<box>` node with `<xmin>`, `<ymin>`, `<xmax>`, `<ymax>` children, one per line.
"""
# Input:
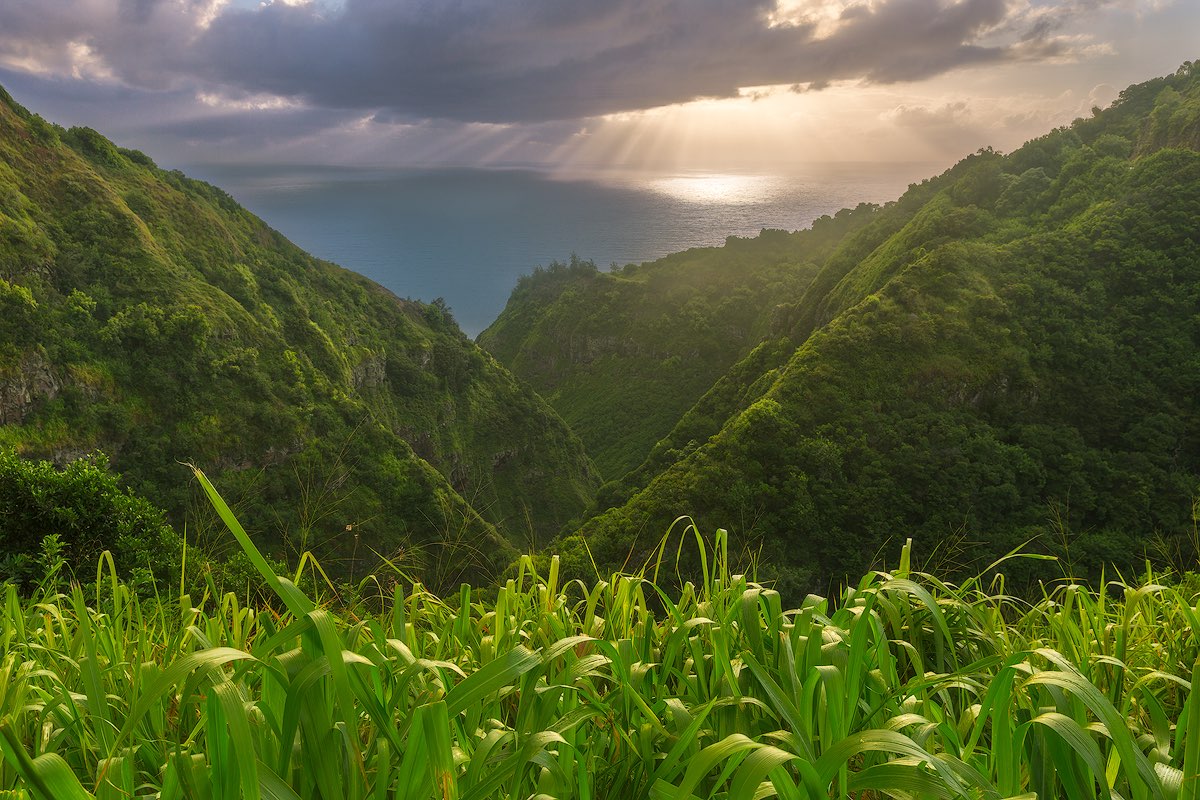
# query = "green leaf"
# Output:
<box><xmin>0</xmin><ymin>722</ymin><xmax>95</xmax><ymax>800</ymax></box>
<box><xmin>445</xmin><ymin>645</ymin><xmax>541</xmax><ymax>717</ymax></box>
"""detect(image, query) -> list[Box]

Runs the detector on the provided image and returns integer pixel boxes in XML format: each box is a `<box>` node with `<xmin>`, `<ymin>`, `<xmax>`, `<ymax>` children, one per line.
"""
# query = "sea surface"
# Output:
<box><xmin>187</xmin><ymin>164</ymin><xmax>937</xmax><ymax>336</ymax></box>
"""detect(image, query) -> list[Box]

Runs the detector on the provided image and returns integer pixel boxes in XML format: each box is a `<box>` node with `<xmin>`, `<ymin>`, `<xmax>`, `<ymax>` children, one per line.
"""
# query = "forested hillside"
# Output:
<box><xmin>525</xmin><ymin>62</ymin><xmax>1200</xmax><ymax>593</ymax></box>
<box><xmin>478</xmin><ymin>211</ymin><xmax>878</xmax><ymax>480</ymax></box>
<box><xmin>0</xmin><ymin>85</ymin><xmax>598</xmax><ymax>588</ymax></box>
<box><xmin>3</xmin><ymin>61</ymin><xmax>1198</xmax><ymax>597</ymax></box>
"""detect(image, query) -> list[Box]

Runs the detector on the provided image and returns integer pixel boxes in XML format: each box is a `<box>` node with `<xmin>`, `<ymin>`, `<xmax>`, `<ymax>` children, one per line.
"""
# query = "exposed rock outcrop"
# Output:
<box><xmin>0</xmin><ymin>349</ymin><xmax>59</xmax><ymax>425</ymax></box>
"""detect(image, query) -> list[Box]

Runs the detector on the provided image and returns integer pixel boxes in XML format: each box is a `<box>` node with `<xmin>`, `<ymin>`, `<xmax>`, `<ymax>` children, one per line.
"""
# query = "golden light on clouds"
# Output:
<box><xmin>551</xmin><ymin>92</ymin><xmax>824</xmax><ymax>172</ymax></box>
<box><xmin>0</xmin><ymin>0</ymin><xmax>1192</xmax><ymax>171</ymax></box>
<box><xmin>768</xmin><ymin>0</ymin><xmax>885</xmax><ymax>39</ymax></box>
<box><xmin>196</xmin><ymin>90</ymin><xmax>300</xmax><ymax>111</ymax></box>
<box><xmin>543</xmin><ymin>63</ymin><xmax>1137</xmax><ymax>175</ymax></box>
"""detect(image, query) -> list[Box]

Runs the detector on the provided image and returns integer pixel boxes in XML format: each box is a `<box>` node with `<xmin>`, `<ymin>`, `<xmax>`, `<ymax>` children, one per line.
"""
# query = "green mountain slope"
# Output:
<box><xmin>478</xmin><ymin>211</ymin><xmax>877</xmax><ymax>481</ymax></box>
<box><xmin>0</xmin><ymin>86</ymin><xmax>598</xmax><ymax>587</ymax></box>
<box><xmin>555</xmin><ymin>62</ymin><xmax>1200</xmax><ymax>593</ymax></box>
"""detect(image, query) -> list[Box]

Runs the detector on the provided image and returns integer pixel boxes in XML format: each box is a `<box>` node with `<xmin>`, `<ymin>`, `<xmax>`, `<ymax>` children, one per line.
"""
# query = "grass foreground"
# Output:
<box><xmin>1</xmin><ymin>471</ymin><xmax>1199</xmax><ymax>799</ymax></box>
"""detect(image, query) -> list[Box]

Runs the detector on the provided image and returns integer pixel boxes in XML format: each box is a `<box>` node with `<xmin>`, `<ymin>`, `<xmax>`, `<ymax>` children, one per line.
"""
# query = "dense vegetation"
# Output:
<box><xmin>2</xmin><ymin>60</ymin><xmax>1200</xmax><ymax>800</ymax></box>
<box><xmin>0</xmin><ymin>449</ymin><xmax>181</xmax><ymax>592</ymax></box>
<box><xmin>483</xmin><ymin>62</ymin><xmax>1200</xmax><ymax>594</ymax></box>
<box><xmin>2</xmin><ymin>482</ymin><xmax>1198</xmax><ymax>799</ymax></box>
<box><xmin>0</xmin><ymin>85</ymin><xmax>598</xmax><ymax>589</ymax></box>
<box><xmin>478</xmin><ymin>214</ymin><xmax>874</xmax><ymax>480</ymax></box>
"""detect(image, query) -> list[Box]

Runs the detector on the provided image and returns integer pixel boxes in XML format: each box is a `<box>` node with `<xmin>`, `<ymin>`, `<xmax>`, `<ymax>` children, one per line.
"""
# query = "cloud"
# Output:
<box><xmin>0</xmin><ymin>0</ymin><xmax>1129</xmax><ymax>125</ymax></box>
<box><xmin>884</xmin><ymin>100</ymin><xmax>972</xmax><ymax>129</ymax></box>
<box><xmin>869</xmin><ymin>80</ymin><xmax>1124</xmax><ymax>160</ymax></box>
<box><xmin>877</xmin><ymin>98</ymin><xmax>989</xmax><ymax>153</ymax></box>
<box><xmin>1088</xmin><ymin>82</ymin><xmax>1120</xmax><ymax>109</ymax></box>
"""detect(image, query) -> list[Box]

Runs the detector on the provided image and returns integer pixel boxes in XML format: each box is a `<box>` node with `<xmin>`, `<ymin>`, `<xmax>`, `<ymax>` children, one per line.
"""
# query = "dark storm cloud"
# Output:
<box><xmin>0</xmin><ymin>0</ymin><xmax>1102</xmax><ymax>124</ymax></box>
<box><xmin>191</xmin><ymin>0</ymin><xmax>1017</xmax><ymax>122</ymax></box>
<box><xmin>0</xmin><ymin>66</ymin><xmax>196</xmax><ymax>131</ymax></box>
<box><xmin>0</xmin><ymin>64</ymin><xmax>356</xmax><ymax>165</ymax></box>
<box><xmin>139</xmin><ymin>107</ymin><xmax>340</xmax><ymax>140</ymax></box>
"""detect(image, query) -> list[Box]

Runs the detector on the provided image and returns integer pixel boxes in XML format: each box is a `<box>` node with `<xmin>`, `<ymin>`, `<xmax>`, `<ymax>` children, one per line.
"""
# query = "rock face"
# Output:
<box><xmin>350</xmin><ymin>353</ymin><xmax>387</xmax><ymax>391</ymax></box>
<box><xmin>0</xmin><ymin>350</ymin><xmax>58</xmax><ymax>425</ymax></box>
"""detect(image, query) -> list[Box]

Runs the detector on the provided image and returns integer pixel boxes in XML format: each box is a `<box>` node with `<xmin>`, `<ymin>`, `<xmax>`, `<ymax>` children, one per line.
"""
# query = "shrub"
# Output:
<box><xmin>0</xmin><ymin>449</ymin><xmax>182</xmax><ymax>591</ymax></box>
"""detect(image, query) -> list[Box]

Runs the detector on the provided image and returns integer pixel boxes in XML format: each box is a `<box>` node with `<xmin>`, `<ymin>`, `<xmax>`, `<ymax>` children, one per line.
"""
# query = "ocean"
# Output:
<box><xmin>187</xmin><ymin>163</ymin><xmax>938</xmax><ymax>336</ymax></box>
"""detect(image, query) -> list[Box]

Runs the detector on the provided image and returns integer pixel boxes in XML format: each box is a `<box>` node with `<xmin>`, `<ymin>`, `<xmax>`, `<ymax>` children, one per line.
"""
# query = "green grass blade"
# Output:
<box><xmin>0</xmin><ymin>722</ymin><xmax>95</xmax><ymax>800</ymax></box>
<box><xmin>1179</xmin><ymin>659</ymin><xmax>1200</xmax><ymax>800</ymax></box>
<box><xmin>445</xmin><ymin>645</ymin><xmax>541</xmax><ymax>717</ymax></box>
<box><xmin>192</xmin><ymin>467</ymin><xmax>314</xmax><ymax>618</ymax></box>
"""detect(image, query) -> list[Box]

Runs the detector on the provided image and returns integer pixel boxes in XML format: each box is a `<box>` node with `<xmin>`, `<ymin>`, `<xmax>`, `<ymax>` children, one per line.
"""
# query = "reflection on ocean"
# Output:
<box><xmin>186</xmin><ymin>163</ymin><xmax>931</xmax><ymax>336</ymax></box>
<box><xmin>645</xmin><ymin>174</ymin><xmax>776</xmax><ymax>205</ymax></box>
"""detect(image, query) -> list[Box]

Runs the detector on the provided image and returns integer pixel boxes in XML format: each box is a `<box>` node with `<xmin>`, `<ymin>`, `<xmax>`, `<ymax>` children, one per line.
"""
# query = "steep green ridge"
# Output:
<box><xmin>0</xmin><ymin>86</ymin><xmax>598</xmax><ymax>587</ymax></box>
<box><xmin>556</xmin><ymin>63</ymin><xmax>1200</xmax><ymax>593</ymax></box>
<box><xmin>479</xmin><ymin>212</ymin><xmax>877</xmax><ymax>480</ymax></box>
<box><xmin>599</xmin><ymin>153</ymin><xmax>1023</xmax><ymax>511</ymax></box>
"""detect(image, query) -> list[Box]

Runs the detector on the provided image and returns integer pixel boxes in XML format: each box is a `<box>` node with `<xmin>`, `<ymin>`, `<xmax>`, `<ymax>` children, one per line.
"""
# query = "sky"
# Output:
<box><xmin>0</xmin><ymin>0</ymin><xmax>1195</xmax><ymax>174</ymax></box>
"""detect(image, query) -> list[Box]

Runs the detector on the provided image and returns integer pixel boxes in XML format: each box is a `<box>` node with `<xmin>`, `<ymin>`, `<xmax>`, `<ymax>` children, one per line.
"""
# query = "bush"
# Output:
<box><xmin>0</xmin><ymin>449</ymin><xmax>182</xmax><ymax>591</ymax></box>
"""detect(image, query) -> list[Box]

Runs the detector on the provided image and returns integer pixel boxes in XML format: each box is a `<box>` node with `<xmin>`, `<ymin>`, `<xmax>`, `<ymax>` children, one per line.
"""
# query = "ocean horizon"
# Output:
<box><xmin>185</xmin><ymin>162</ymin><xmax>940</xmax><ymax>337</ymax></box>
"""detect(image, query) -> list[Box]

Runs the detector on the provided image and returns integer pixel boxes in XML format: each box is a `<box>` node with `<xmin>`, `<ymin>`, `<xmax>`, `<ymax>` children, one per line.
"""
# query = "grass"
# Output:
<box><xmin>0</xmin><ymin>469</ymin><xmax>1197</xmax><ymax>799</ymax></box>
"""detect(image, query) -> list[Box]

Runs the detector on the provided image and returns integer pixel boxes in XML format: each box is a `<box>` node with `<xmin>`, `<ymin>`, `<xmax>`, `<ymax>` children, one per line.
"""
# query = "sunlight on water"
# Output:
<box><xmin>646</xmin><ymin>173</ymin><xmax>776</xmax><ymax>205</ymax></box>
<box><xmin>190</xmin><ymin>163</ymin><xmax>931</xmax><ymax>335</ymax></box>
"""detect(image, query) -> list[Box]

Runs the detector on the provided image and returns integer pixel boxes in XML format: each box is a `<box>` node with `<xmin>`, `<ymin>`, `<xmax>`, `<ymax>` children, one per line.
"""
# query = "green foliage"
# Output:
<box><xmin>0</xmin><ymin>449</ymin><xmax>180</xmax><ymax>591</ymax></box>
<box><xmin>116</xmin><ymin>147</ymin><xmax>156</xmax><ymax>169</ymax></box>
<box><xmin>0</xmin><ymin>84</ymin><xmax>598</xmax><ymax>582</ymax></box>
<box><xmin>0</xmin><ymin>278</ymin><xmax>36</xmax><ymax>349</ymax></box>
<box><xmin>479</xmin><ymin>221</ymin><xmax>876</xmax><ymax>480</ymax></box>
<box><xmin>62</xmin><ymin>127</ymin><xmax>126</xmax><ymax>170</ymax></box>
<box><xmin>0</xmin><ymin>513</ymin><xmax>1197</xmax><ymax>799</ymax></box>
<box><xmin>547</xmin><ymin>62</ymin><xmax>1200</xmax><ymax>593</ymax></box>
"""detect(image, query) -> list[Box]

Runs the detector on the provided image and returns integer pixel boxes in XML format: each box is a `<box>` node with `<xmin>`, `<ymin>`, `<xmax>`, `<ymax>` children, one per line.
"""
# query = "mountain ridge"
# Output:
<box><xmin>0</xmin><ymin>85</ymin><xmax>599</xmax><ymax>588</ymax></box>
<box><xmin>484</xmin><ymin>61</ymin><xmax>1200</xmax><ymax>593</ymax></box>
